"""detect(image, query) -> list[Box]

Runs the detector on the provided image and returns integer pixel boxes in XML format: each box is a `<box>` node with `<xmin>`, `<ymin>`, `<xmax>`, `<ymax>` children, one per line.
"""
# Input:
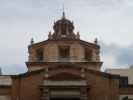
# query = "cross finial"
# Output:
<box><xmin>62</xmin><ymin>4</ymin><xmax>65</xmax><ymax>18</ymax></box>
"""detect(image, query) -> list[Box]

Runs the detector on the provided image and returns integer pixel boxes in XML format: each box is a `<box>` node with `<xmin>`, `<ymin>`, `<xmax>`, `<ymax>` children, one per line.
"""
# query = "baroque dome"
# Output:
<box><xmin>50</xmin><ymin>12</ymin><xmax>77</xmax><ymax>40</ymax></box>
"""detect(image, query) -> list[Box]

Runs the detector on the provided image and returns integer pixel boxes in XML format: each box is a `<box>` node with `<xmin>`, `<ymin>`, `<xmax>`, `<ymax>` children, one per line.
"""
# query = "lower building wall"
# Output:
<box><xmin>85</xmin><ymin>71</ymin><xmax>119</xmax><ymax>100</ymax></box>
<box><xmin>9</xmin><ymin>67</ymin><xmax>122</xmax><ymax>100</ymax></box>
<box><xmin>11</xmin><ymin>69</ymin><xmax>44</xmax><ymax>100</ymax></box>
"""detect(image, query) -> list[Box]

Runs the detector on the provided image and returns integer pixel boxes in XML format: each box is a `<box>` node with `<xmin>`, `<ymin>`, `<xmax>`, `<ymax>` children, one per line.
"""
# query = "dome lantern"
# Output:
<box><xmin>52</xmin><ymin>12</ymin><xmax>77</xmax><ymax>40</ymax></box>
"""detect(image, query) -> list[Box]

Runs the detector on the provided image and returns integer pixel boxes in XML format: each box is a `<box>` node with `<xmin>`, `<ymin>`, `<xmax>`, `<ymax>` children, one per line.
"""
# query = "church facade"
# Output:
<box><xmin>25</xmin><ymin>12</ymin><xmax>121</xmax><ymax>100</ymax></box>
<box><xmin>0</xmin><ymin>12</ymin><xmax>133</xmax><ymax>100</ymax></box>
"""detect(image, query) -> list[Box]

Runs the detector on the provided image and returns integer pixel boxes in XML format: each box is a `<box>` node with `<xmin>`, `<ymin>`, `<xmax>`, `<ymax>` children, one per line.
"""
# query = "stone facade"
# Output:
<box><xmin>26</xmin><ymin>12</ymin><xmax>120</xmax><ymax>100</ymax></box>
<box><xmin>0</xmin><ymin>12</ymin><xmax>133</xmax><ymax>100</ymax></box>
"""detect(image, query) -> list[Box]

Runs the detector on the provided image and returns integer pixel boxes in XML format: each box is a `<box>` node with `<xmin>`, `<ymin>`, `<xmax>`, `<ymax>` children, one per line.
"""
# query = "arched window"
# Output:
<box><xmin>84</xmin><ymin>48</ymin><xmax>92</xmax><ymax>61</ymax></box>
<box><xmin>59</xmin><ymin>46</ymin><xmax>70</xmax><ymax>58</ymax></box>
<box><xmin>36</xmin><ymin>48</ymin><xmax>43</xmax><ymax>61</ymax></box>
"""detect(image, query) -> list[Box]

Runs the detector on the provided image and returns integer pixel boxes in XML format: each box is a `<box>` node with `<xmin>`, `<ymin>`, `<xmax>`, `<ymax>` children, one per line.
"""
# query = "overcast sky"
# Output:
<box><xmin>0</xmin><ymin>0</ymin><xmax>133</xmax><ymax>74</ymax></box>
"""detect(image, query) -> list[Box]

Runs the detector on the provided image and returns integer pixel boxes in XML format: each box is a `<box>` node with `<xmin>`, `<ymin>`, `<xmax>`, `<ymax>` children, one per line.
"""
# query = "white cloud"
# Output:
<box><xmin>101</xmin><ymin>42</ymin><xmax>133</xmax><ymax>70</ymax></box>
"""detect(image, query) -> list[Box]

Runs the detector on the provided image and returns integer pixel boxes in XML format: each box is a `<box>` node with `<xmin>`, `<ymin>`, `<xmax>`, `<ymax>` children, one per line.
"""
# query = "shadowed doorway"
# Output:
<box><xmin>50</xmin><ymin>97</ymin><xmax>80</xmax><ymax>100</ymax></box>
<box><xmin>50</xmin><ymin>90</ymin><xmax>81</xmax><ymax>100</ymax></box>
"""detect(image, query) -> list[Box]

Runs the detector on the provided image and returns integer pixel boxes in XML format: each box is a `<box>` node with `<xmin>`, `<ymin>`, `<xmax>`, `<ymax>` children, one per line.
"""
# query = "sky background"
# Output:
<box><xmin>0</xmin><ymin>0</ymin><xmax>133</xmax><ymax>74</ymax></box>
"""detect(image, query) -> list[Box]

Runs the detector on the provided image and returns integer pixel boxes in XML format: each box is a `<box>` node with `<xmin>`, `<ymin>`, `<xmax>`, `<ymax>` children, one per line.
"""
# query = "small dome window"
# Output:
<box><xmin>36</xmin><ymin>48</ymin><xmax>43</xmax><ymax>62</ymax></box>
<box><xmin>59</xmin><ymin>46</ymin><xmax>70</xmax><ymax>59</ymax></box>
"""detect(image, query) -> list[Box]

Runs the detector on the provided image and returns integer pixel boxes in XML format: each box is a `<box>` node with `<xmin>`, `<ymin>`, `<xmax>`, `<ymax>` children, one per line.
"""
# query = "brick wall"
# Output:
<box><xmin>11</xmin><ymin>68</ymin><xmax>44</xmax><ymax>100</ymax></box>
